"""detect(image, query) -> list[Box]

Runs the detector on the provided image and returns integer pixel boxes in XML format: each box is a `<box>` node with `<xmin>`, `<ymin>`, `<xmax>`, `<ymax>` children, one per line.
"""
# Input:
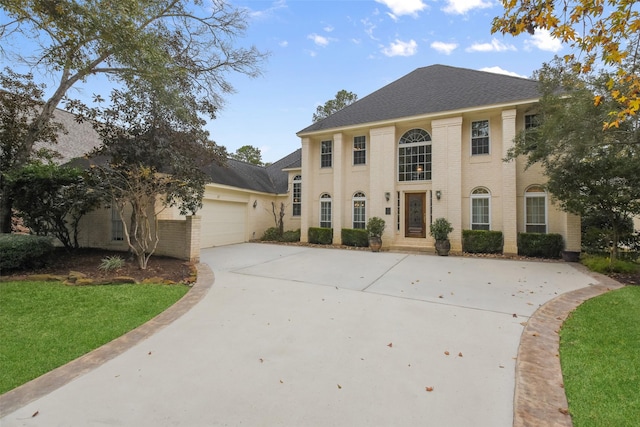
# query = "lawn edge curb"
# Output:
<box><xmin>0</xmin><ymin>263</ymin><xmax>214</xmax><ymax>418</ymax></box>
<box><xmin>513</xmin><ymin>263</ymin><xmax>625</xmax><ymax>427</ymax></box>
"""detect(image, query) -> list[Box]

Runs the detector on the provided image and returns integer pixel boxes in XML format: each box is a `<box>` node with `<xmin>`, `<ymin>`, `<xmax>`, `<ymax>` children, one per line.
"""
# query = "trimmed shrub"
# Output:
<box><xmin>281</xmin><ymin>229</ymin><xmax>301</xmax><ymax>243</ymax></box>
<box><xmin>518</xmin><ymin>233</ymin><xmax>564</xmax><ymax>258</ymax></box>
<box><xmin>462</xmin><ymin>230</ymin><xmax>503</xmax><ymax>254</ymax></box>
<box><xmin>308</xmin><ymin>227</ymin><xmax>333</xmax><ymax>245</ymax></box>
<box><xmin>261</xmin><ymin>227</ymin><xmax>282</xmax><ymax>241</ymax></box>
<box><xmin>0</xmin><ymin>234</ymin><xmax>55</xmax><ymax>271</ymax></box>
<box><xmin>341</xmin><ymin>228</ymin><xmax>369</xmax><ymax>247</ymax></box>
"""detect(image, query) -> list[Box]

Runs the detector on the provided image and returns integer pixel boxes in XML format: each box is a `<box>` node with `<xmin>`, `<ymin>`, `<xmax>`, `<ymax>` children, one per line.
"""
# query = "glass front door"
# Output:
<box><xmin>405</xmin><ymin>193</ymin><xmax>426</xmax><ymax>238</ymax></box>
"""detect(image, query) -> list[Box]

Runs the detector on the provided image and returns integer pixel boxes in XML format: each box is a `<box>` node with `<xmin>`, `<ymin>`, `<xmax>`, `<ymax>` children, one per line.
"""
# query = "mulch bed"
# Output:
<box><xmin>1</xmin><ymin>248</ymin><xmax>194</xmax><ymax>284</ymax></box>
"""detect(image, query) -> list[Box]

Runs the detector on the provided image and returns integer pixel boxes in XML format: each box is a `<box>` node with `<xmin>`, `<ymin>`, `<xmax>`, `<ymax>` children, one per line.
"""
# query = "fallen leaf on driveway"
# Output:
<box><xmin>559</xmin><ymin>408</ymin><xmax>569</xmax><ymax>415</ymax></box>
<box><xmin>32</xmin><ymin>411</ymin><xmax>39</xmax><ymax>418</ymax></box>
<box><xmin>458</xmin><ymin>352</ymin><xmax>463</xmax><ymax>357</ymax></box>
<box><xmin>337</xmin><ymin>384</ymin><xmax>342</xmax><ymax>389</ymax></box>
<box><xmin>425</xmin><ymin>386</ymin><xmax>434</xmax><ymax>392</ymax></box>
<box><xmin>512</xmin><ymin>313</ymin><xmax>518</xmax><ymax>318</ymax></box>
<box><xmin>387</xmin><ymin>342</ymin><xmax>393</xmax><ymax>348</ymax></box>
<box><xmin>444</xmin><ymin>351</ymin><xmax>450</xmax><ymax>356</ymax></box>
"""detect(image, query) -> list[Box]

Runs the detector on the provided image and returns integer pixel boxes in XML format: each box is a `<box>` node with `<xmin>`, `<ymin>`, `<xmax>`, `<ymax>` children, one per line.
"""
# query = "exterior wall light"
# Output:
<box><xmin>435</xmin><ymin>190</ymin><xmax>442</xmax><ymax>200</ymax></box>
<box><xmin>385</xmin><ymin>192</ymin><xmax>391</xmax><ymax>202</ymax></box>
<box><xmin>253</xmin><ymin>200</ymin><xmax>258</xmax><ymax>208</ymax></box>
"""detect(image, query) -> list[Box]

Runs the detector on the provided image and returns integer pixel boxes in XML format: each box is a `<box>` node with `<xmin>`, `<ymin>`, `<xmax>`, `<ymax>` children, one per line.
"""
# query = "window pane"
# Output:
<box><xmin>471</xmin><ymin>197</ymin><xmax>490</xmax><ymax>229</ymax></box>
<box><xmin>321</xmin><ymin>140</ymin><xmax>332</xmax><ymax>168</ymax></box>
<box><xmin>471</xmin><ymin>120</ymin><xmax>489</xmax><ymax>155</ymax></box>
<box><xmin>525</xmin><ymin>194</ymin><xmax>546</xmax><ymax>233</ymax></box>
<box><xmin>292</xmin><ymin>177</ymin><xmax>301</xmax><ymax>217</ymax></box>
<box><xmin>353</xmin><ymin>136</ymin><xmax>366</xmax><ymax>165</ymax></box>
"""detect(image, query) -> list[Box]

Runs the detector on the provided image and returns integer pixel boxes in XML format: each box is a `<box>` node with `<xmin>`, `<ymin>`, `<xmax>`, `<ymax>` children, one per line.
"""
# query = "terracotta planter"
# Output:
<box><xmin>369</xmin><ymin>236</ymin><xmax>382</xmax><ymax>252</ymax></box>
<box><xmin>435</xmin><ymin>239</ymin><xmax>451</xmax><ymax>256</ymax></box>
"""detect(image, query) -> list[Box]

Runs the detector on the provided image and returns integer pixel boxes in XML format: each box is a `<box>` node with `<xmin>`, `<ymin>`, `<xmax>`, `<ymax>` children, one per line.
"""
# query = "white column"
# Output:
<box><xmin>300</xmin><ymin>137</ymin><xmax>311</xmax><ymax>243</ymax></box>
<box><xmin>332</xmin><ymin>132</ymin><xmax>343</xmax><ymax>244</ymax></box>
<box><xmin>501</xmin><ymin>109</ymin><xmax>518</xmax><ymax>255</ymax></box>
<box><xmin>431</xmin><ymin>117</ymin><xmax>463</xmax><ymax>251</ymax></box>
<box><xmin>369</xmin><ymin>126</ymin><xmax>396</xmax><ymax>245</ymax></box>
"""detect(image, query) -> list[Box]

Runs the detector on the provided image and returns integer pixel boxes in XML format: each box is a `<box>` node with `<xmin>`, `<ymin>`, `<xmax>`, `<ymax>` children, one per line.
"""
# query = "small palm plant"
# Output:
<box><xmin>99</xmin><ymin>255</ymin><xmax>125</xmax><ymax>272</ymax></box>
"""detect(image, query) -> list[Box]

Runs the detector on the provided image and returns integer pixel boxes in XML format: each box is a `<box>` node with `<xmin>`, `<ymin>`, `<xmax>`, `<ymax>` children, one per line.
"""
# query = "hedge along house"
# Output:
<box><xmin>296</xmin><ymin>64</ymin><xmax>581</xmax><ymax>254</ymax></box>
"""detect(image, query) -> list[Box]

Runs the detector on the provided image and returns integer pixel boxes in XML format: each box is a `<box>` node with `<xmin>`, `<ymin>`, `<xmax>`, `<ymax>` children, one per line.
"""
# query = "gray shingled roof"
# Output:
<box><xmin>298</xmin><ymin>64</ymin><xmax>540</xmax><ymax>134</ymax></box>
<box><xmin>33</xmin><ymin>109</ymin><xmax>102</xmax><ymax>163</ymax></box>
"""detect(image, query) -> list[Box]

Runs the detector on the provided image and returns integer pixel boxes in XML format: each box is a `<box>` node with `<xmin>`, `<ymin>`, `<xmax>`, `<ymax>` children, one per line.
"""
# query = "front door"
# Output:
<box><xmin>405</xmin><ymin>193</ymin><xmax>426</xmax><ymax>238</ymax></box>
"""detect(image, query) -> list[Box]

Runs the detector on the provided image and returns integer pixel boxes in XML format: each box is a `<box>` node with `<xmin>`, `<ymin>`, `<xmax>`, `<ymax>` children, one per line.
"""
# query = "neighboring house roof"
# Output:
<box><xmin>298</xmin><ymin>64</ymin><xmax>540</xmax><ymax>134</ymax></box>
<box><xmin>203</xmin><ymin>148</ymin><xmax>301</xmax><ymax>194</ymax></box>
<box><xmin>33</xmin><ymin>108</ymin><xmax>102</xmax><ymax>163</ymax></box>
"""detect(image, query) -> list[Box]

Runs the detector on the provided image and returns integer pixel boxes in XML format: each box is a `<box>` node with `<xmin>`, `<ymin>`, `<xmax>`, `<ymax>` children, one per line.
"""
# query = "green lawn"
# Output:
<box><xmin>0</xmin><ymin>281</ymin><xmax>189</xmax><ymax>394</ymax></box>
<box><xmin>560</xmin><ymin>286</ymin><xmax>640</xmax><ymax>427</ymax></box>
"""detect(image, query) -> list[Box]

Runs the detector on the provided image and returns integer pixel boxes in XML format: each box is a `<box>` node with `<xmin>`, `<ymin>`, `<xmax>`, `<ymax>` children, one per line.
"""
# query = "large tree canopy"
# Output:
<box><xmin>508</xmin><ymin>57</ymin><xmax>640</xmax><ymax>260</ymax></box>
<box><xmin>0</xmin><ymin>0</ymin><xmax>266</xmax><ymax>232</ymax></box>
<box><xmin>492</xmin><ymin>0</ymin><xmax>640</xmax><ymax>127</ymax></box>
<box><xmin>230</xmin><ymin>145</ymin><xmax>263</xmax><ymax>165</ymax></box>
<box><xmin>312</xmin><ymin>89</ymin><xmax>358</xmax><ymax>123</ymax></box>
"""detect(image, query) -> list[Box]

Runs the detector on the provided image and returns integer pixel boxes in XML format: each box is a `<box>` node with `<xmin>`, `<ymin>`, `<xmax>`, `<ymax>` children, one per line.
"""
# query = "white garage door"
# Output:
<box><xmin>200</xmin><ymin>200</ymin><xmax>247</xmax><ymax>248</ymax></box>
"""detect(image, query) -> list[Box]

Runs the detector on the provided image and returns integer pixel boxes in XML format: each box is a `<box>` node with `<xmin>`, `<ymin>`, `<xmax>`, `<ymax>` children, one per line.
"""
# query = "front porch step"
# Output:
<box><xmin>388</xmin><ymin>244</ymin><xmax>435</xmax><ymax>254</ymax></box>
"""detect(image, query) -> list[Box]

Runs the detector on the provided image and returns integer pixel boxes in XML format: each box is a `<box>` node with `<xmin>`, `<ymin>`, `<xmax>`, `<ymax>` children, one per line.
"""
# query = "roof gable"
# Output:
<box><xmin>298</xmin><ymin>64</ymin><xmax>540</xmax><ymax>134</ymax></box>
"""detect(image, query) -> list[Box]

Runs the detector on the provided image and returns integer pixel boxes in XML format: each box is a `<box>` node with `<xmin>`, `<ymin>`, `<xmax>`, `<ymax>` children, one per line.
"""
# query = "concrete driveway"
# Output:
<box><xmin>1</xmin><ymin>243</ymin><xmax>599</xmax><ymax>426</ymax></box>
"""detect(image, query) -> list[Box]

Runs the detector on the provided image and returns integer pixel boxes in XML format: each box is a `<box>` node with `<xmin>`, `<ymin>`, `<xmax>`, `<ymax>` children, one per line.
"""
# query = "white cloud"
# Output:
<box><xmin>308</xmin><ymin>33</ymin><xmax>330</xmax><ymax>47</ymax></box>
<box><xmin>466</xmin><ymin>38</ymin><xmax>516</xmax><ymax>52</ymax></box>
<box><xmin>431</xmin><ymin>41</ymin><xmax>458</xmax><ymax>55</ymax></box>
<box><xmin>248</xmin><ymin>0</ymin><xmax>287</xmax><ymax>20</ymax></box>
<box><xmin>525</xmin><ymin>28</ymin><xmax>563</xmax><ymax>52</ymax></box>
<box><xmin>375</xmin><ymin>0</ymin><xmax>427</xmax><ymax>17</ymax></box>
<box><xmin>381</xmin><ymin>39</ymin><xmax>418</xmax><ymax>57</ymax></box>
<box><xmin>305</xmin><ymin>50</ymin><xmax>317</xmax><ymax>58</ymax></box>
<box><xmin>480</xmin><ymin>66</ymin><xmax>528</xmax><ymax>79</ymax></box>
<box><xmin>442</xmin><ymin>0</ymin><xmax>493</xmax><ymax>14</ymax></box>
<box><xmin>278</xmin><ymin>40</ymin><xmax>288</xmax><ymax>48</ymax></box>
<box><xmin>362</xmin><ymin>18</ymin><xmax>378</xmax><ymax>40</ymax></box>
<box><xmin>323</xmin><ymin>25</ymin><xmax>334</xmax><ymax>33</ymax></box>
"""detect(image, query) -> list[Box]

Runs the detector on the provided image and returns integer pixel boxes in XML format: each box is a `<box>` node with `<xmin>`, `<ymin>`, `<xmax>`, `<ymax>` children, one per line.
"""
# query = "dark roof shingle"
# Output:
<box><xmin>298</xmin><ymin>65</ymin><xmax>540</xmax><ymax>134</ymax></box>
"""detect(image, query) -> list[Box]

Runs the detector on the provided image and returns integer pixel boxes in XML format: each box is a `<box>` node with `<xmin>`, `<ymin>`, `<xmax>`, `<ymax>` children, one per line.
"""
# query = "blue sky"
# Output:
<box><xmin>1</xmin><ymin>0</ymin><xmax>567</xmax><ymax>164</ymax></box>
<box><xmin>216</xmin><ymin>0</ymin><xmax>564</xmax><ymax>163</ymax></box>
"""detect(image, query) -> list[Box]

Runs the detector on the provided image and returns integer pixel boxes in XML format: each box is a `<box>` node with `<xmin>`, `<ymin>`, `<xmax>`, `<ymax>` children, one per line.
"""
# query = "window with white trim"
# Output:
<box><xmin>525</xmin><ymin>186</ymin><xmax>547</xmax><ymax>233</ymax></box>
<box><xmin>320</xmin><ymin>193</ymin><xmax>332</xmax><ymax>228</ymax></box>
<box><xmin>352</xmin><ymin>192</ymin><xmax>366</xmax><ymax>229</ymax></box>
<box><xmin>111</xmin><ymin>204</ymin><xmax>124</xmax><ymax>241</ymax></box>
<box><xmin>292</xmin><ymin>175</ymin><xmax>301</xmax><ymax>216</ymax></box>
<box><xmin>470</xmin><ymin>187</ymin><xmax>490</xmax><ymax>230</ymax></box>
<box><xmin>471</xmin><ymin>120</ymin><xmax>490</xmax><ymax>155</ymax></box>
<box><xmin>398</xmin><ymin>129</ymin><xmax>432</xmax><ymax>181</ymax></box>
<box><xmin>353</xmin><ymin>136</ymin><xmax>366</xmax><ymax>165</ymax></box>
<box><xmin>321</xmin><ymin>140</ymin><xmax>332</xmax><ymax>168</ymax></box>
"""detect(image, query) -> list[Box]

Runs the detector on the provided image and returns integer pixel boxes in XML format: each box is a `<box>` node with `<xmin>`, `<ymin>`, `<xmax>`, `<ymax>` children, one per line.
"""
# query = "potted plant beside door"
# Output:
<box><xmin>366</xmin><ymin>217</ymin><xmax>386</xmax><ymax>252</ymax></box>
<box><xmin>430</xmin><ymin>217</ymin><xmax>453</xmax><ymax>256</ymax></box>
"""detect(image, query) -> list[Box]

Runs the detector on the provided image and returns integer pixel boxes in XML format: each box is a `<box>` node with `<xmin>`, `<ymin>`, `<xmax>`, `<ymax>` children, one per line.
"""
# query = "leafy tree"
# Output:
<box><xmin>231</xmin><ymin>145</ymin><xmax>263</xmax><ymax>165</ymax></box>
<box><xmin>9</xmin><ymin>162</ymin><xmax>101</xmax><ymax>249</ymax></box>
<box><xmin>492</xmin><ymin>0</ymin><xmax>640</xmax><ymax>127</ymax></box>
<box><xmin>0</xmin><ymin>0</ymin><xmax>266</xmax><ymax>230</ymax></box>
<box><xmin>312</xmin><ymin>90</ymin><xmax>358</xmax><ymax>123</ymax></box>
<box><xmin>507</xmin><ymin>58</ymin><xmax>640</xmax><ymax>262</ymax></box>
<box><xmin>74</xmin><ymin>80</ymin><xmax>225</xmax><ymax>269</ymax></box>
<box><xmin>0</xmin><ymin>68</ymin><xmax>63</xmax><ymax>232</ymax></box>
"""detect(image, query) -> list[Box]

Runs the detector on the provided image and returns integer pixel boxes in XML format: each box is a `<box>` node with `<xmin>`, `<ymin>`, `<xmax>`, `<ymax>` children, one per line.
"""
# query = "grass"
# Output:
<box><xmin>580</xmin><ymin>253</ymin><xmax>639</xmax><ymax>274</ymax></box>
<box><xmin>560</xmin><ymin>286</ymin><xmax>640</xmax><ymax>426</ymax></box>
<box><xmin>0</xmin><ymin>280</ymin><xmax>189</xmax><ymax>394</ymax></box>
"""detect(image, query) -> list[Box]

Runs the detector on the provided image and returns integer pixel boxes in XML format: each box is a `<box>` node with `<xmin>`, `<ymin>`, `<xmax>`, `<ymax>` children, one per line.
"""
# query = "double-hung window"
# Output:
<box><xmin>111</xmin><ymin>204</ymin><xmax>124</xmax><ymax>241</ymax></box>
<box><xmin>320</xmin><ymin>193</ymin><xmax>332</xmax><ymax>228</ymax></box>
<box><xmin>353</xmin><ymin>136</ymin><xmax>366</xmax><ymax>165</ymax></box>
<box><xmin>470</xmin><ymin>188</ymin><xmax>490</xmax><ymax>230</ymax></box>
<box><xmin>471</xmin><ymin>120</ymin><xmax>490</xmax><ymax>155</ymax></box>
<box><xmin>320</xmin><ymin>140</ymin><xmax>332</xmax><ymax>168</ymax></box>
<box><xmin>525</xmin><ymin>186</ymin><xmax>547</xmax><ymax>233</ymax></box>
<box><xmin>352</xmin><ymin>192</ymin><xmax>366</xmax><ymax>229</ymax></box>
<box><xmin>292</xmin><ymin>175</ymin><xmax>301</xmax><ymax>216</ymax></box>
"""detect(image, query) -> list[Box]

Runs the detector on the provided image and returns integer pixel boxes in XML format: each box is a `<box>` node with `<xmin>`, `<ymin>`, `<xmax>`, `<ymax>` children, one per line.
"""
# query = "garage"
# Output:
<box><xmin>199</xmin><ymin>199</ymin><xmax>247</xmax><ymax>248</ymax></box>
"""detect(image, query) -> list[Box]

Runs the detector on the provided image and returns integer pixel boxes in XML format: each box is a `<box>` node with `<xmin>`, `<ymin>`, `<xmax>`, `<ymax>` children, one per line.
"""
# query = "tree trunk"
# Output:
<box><xmin>0</xmin><ymin>178</ymin><xmax>13</xmax><ymax>233</ymax></box>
